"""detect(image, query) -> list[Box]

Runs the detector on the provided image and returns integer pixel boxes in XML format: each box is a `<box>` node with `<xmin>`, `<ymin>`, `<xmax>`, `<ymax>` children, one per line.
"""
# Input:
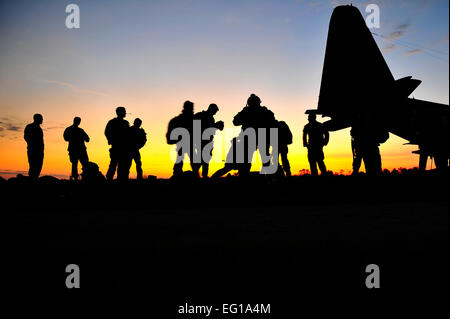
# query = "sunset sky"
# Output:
<box><xmin>0</xmin><ymin>0</ymin><xmax>448</xmax><ymax>179</ymax></box>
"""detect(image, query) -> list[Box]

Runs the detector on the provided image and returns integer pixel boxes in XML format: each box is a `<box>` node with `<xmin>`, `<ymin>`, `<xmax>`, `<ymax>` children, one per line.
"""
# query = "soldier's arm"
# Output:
<box><xmin>104</xmin><ymin>121</ymin><xmax>112</xmax><ymax>144</ymax></box>
<box><xmin>302</xmin><ymin>126</ymin><xmax>308</xmax><ymax>147</ymax></box>
<box><xmin>63</xmin><ymin>128</ymin><xmax>69</xmax><ymax>142</ymax></box>
<box><xmin>323</xmin><ymin>129</ymin><xmax>329</xmax><ymax>146</ymax></box>
<box><xmin>233</xmin><ymin>110</ymin><xmax>244</xmax><ymax>126</ymax></box>
<box><xmin>142</xmin><ymin>130</ymin><xmax>147</xmax><ymax>145</ymax></box>
<box><xmin>214</xmin><ymin>120</ymin><xmax>224</xmax><ymax>131</ymax></box>
<box><xmin>24</xmin><ymin>125</ymin><xmax>30</xmax><ymax>143</ymax></box>
<box><xmin>83</xmin><ymin>129</ymin><xmax>90</xmax><ymax>143</ymax></box>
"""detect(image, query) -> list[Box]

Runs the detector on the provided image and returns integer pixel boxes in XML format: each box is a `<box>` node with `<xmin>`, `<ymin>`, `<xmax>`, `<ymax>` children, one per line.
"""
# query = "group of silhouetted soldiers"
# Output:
<box><xmin>104</xmin><ymin>106</ymin><xmax>147</xmax><ymax>181</ymax></box>
<box><xmin>24</xmin><ymin>107</ymin><xmax>147</xmax><ymax>181</ymax></box>
<box><xmin>24</xmin><ymin>93</ymin><xmax>422</xmax><ymax>180</ymax></box>
<box><xmin>166</xmin><ymin>94</ymin><xmax>294</xmax><ymax>178</ymax></box>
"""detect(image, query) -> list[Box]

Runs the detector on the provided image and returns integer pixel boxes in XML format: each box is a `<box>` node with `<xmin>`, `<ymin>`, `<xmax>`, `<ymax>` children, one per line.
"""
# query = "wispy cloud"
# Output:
<box><xmin>42</xmin><ymin>79</ymin><xmax>108</xmax><ymax>97</ymax></box>
<box><xmin>43</xmin><ymin>125</ymin><xmax>66</xmax><ymax>131</ymax></box>
<box><xmin>403</xmin><ymin>32</ymin><xmax>449</xmax><ymax>58</ymax></box>
<box><xmin>404</xmin><ymin>48</ymin><xmax>422</xmax><ymax>56</ymax></box>
<box><xmin>385</xmin><ymin>21</ymin><xmax>411</xmax><ymax>40</ymax></box>
<box><xmin>382</xmin><ymin>43</ymin><xmax>397</xmax><ymax>53</ymax></box>
<box><xmin>0</xmin><ymin>117</ymin><xmax>23</xmax><ymax>138</ymax></box>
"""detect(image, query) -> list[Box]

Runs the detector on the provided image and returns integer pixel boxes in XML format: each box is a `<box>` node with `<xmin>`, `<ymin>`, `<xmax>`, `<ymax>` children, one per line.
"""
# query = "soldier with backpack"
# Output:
<box><xmin>277</xmin><ymin>120</ymin><xmax>293</xmax><ymax>177</ymax></box>
<box><xmin>63</xmin><ymin>116</ymin><xmax>90</xmax><ymax>181</ymax></box>
<box><xmin>105</xmin><ymin>106</ymin><xmax>130</xmax><ymax>181</ymax></box>
<box><xmin>129</xmin><ymin>118</ymin><xmax>147</xmax><ymax>180</ymax></box>
<box><xmin>193</xmin><ymin>103</ymin><xmax>224</xmax><ymax>178</ymax></box>
<box><xmin>166</xmin><ymin>101</ymin><xmax>196</xmax><ymax>177</ymax></box>
<box><xmin>232</xmin><ymin>94</ymin><xmax>277</xmax><ymax>176</ymax></box>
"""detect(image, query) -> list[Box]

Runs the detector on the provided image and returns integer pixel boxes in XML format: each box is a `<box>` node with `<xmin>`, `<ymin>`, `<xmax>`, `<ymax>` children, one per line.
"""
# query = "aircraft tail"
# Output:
<box><xmin>317</xmin><ymin>5</ymin><xmax>396</xmax><ymax>117</ymax></box>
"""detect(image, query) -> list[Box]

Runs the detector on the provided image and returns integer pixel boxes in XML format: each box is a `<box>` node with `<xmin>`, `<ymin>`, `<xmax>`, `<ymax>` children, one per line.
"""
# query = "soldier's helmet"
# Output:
<box><xmin>134</xmin><ymin>118</ymin><xmax>142</xmax><ymax>127</ymax></box>
<box><xmin>208</xmin><ymin>103</ymin><xmax>219</xmax><ymax>114</ymax></box>
<box><xmin>247</xmin><ymin>94</ymin><xmax>261</xmax><ymax>107</ymax></box>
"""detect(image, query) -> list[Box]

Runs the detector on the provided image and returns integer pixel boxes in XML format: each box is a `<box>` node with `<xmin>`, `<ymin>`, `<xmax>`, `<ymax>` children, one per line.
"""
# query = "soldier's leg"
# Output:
<box><xmin>239</xmin><ymin>145</ymin><xmax>254</xmax><ymax>177</ymax></box>
<box><xmin>352</xmin><ymin>148</ymin><xmax>362</xmax><ymax>175</ymax></box>
<box><xmin>79</xmin><ymin>149</ymin><xmax>89</xmax><ymax>167</ymax></box>
<box><xmin>280</xmin><ymin>150</ymin><xmax>291</xmax><ymax>177</ymax></box>
<box><xmin>434</xmin><ymin>153</ymin><xmax>448</xmax><ymax>174</ymax></box>
<box><xmin>308</xmin><ymin>153</ymin><xmax>318</xmax><ymax>176</ymax></box>
<box><xmin>32</xmin><ymin>150</ymin><xmax>44</xmax><ymax>179</ymax></box>
<box><xmin>318</xmin><ymin>160</ymin><xmax>327</xmax><ymax>175</ymax></box>
<box><xmin>117</xmin><ymin>159</ymin><xmax>129</xmax><ymax>181</ymax></box>
<box><xmin>363</xmin><ymin>151</ymin><xmax>375</xmax><ymax>175</ymax></box>
<box><xmin>106</xmin><ymin>148</ymin><xmax>118</xmax><ymax>180</ymax></box>
<box><xmin>241</xmin><ymin>135</ymin><xmax>256</xmax><ymax>176</ymax></box>
<box><xmin>27</xmin><ymin>149</ymin><xmax>34</xmax><ymax>178</ymax></box>
<box><xmin>374</xmin><ymin>146</ymin><xmax>382</xmax><ymax>174</ymax></box>
<box><xmin>117</xmin><ymin>150</ymin><xmax>131</xmax><ymax>181</ymax></box>
<box><xmin>364</xmin><ymin>145</ymin><xmax>381</xmax><ymax>176</ymax></box>
<box><xmin>191</xmin><ymin>160</ymin><xmax>201</xmax><ymax>177</ymax></box>
<box><xmin>419</xmin><ymin>152</ymin><xmax>428</xmax><ymax>172</ymax></box>
<box><xmin>173</xmin><ymin>146</ymin><xmax>184</xmax><ymax>177</ymax></box>
<box><xmin>134</xmin><ymin>151</ymin><xmax>143</xmax><ymax>180</ymax></box>
<box><xmin>70</xmin><ymin>153</ymin><xmax>79</xmax><ymax>179</ymax></box>
<box><xmin>201</xmin><ymin>148</ymin><xmax>213</xmax><ymax>178</ymax></box>
<box><xmin>317</xmin><ymin>148</ymin><xmax>327</xmax><ymax>175</ymax></box>
<box><xmin>28</xmin><ymin>149</ymin><xmax>40</xmax><ymax>179</ymax></box>
<box><xmin>211</xmin><ymin>164</ymin><xmax>233</xmax><ymax>178</ymax></box>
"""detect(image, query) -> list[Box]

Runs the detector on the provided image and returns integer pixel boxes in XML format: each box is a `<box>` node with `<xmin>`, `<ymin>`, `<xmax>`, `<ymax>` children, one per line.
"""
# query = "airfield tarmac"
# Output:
<box><xmin>5</xmin><ymin>174</ymin><xmax>449</xmax><ymax>309</ymax></box>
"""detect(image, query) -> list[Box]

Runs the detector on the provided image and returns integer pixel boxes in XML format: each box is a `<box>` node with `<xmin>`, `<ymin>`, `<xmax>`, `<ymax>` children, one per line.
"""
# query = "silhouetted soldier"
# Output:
<box><xmin>193</xmin><ymin>104</ymin><xmax>224</xmax><ymax>178</ymax></box>
<box><xmin>211</xmin><ymin>136</ymin><xmax>243</xmax><ymax>178</ymax></box>
<box><xmin>233</xmin><ymin>94</ymin><xmax>276</xmax><ymax>176</ymax></box>
<box><xmin>303</xmin><ymin>113</ymin><xmax>329</xmax><ymax>176</ymax></box>
<box><xmin>417</xmin><ymin>115</ymin><xmax>449</xmax><ymax>174</ymax></box>
<box><xmin>129</xmin><ymin>118</ymin><xmax>147</xmax><ymax>180</ymax></box>
<box><xmin>105</xmin><ymin>106</ymin><xmax>131</xmax><ymax>181</ymax></box>
<box><xmin>166</xmin><ymin>101</ymin><xmax>195</xmax><ymax>177</ymax></box>
<box><xmin>24</xmin><ymin>113</ymin><xmax>44</xmax><ymax>179</ymax></box>
<box><xmin>63</xmin><ymin>117</ymin><xmax>90</xmax><ymax>180</ymax></box>
<box><xmin>277</xmin><ymin>120</ymin><xmax>293</xmax><ymax>177</ymax></box>
<box><xmin>350</xmin><ymin>113</ymin><xmax>389</xmax><ymax>176</ymax></box>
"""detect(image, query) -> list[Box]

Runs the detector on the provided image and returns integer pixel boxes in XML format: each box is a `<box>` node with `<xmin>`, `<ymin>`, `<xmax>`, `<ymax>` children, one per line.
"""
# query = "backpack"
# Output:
<box><xmin>166</xmin><ymin>116</ymin><xmax>181</xmax><ymax>145</ymax></box>
<box><xmin>81</xmin><ymin>162</ymin><xmax>105</xmax><ymax>183</ymax></box>
<box><xmin>279</xmin><ymin>121</ymin><xmax>293</xmax><ymax>145</ymax></box>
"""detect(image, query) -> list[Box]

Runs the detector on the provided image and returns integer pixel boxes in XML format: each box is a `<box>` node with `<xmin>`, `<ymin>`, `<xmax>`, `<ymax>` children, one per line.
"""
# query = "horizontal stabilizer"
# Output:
<box><xmin>394</xmin><ymin>76</ymin><xmax>421</xmax><ymax>98</ymax></box>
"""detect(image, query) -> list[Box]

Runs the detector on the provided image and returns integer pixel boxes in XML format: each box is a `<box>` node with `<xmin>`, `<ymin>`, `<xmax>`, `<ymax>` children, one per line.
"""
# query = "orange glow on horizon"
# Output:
<box><xmin>0</xmin><ymin>91</ymin><xmax>420</xmax><ymax>179</ymax></box>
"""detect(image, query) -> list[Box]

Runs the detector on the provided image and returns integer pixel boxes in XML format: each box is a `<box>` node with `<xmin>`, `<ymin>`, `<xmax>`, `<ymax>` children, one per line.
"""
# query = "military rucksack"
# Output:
<box><xmin>279</xmin><ymin>121</ymin><xmax>293</xmax><ymax>145</ymax></box>
<box><xmin>166</xmin><ymin>115</ymin><xmax>182</xmax><ymax>145</ymax></box>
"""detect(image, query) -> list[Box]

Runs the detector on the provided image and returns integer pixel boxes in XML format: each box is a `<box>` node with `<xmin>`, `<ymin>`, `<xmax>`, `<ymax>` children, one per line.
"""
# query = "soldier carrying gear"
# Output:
<box><xmin>24</xmin><ymin>113</ymin><xmax>44</xmax><ymax>179</ymax></box>
<box><xmin>105</xmin><ymin>106</ymin><xmax>131</xmax><ymax>181</ymax></box>
<box><xmin>233</xmin><ymin>94</ymin><xmax>277</xmax><ymax>176</ymax></box>
<box><xmin>63</xmin><ymin>116</ymin><xmax>90</xmax><ymax>180</ymax></box>
<box><xmin>277</xmin><ymin>120</ymin><xmax>293</xmax><ymax>177</ymax></box>
<box><xmin>303</xmin><ymin>113</ymin><xmax>329</xmax><ymax>176</ymax></box>
<box><xmin>350</xmin><ymin>112</ymin><xmax>389</xmax><ymax>176</ymax></box>
<box><xmin>129</xmin><ymin>118</ymin><xmax>147</xmax><ymax>180</ymax></box>
<box><xmin>166</xmin><ymin>100</ymin><xmax>196</xmax><ymax>177</ymax></box>
<box><xmin>193</xmin><ymin>103</ymin><xmax>224</xmax><ymax>178</ymax></box>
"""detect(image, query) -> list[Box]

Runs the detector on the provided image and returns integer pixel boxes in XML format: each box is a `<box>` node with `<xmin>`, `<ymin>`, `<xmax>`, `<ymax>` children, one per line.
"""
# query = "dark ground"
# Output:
<box><xmin>4</xmin><ymin>174</ymin><xmax>449</xmax><ymax>313</ymax></box>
